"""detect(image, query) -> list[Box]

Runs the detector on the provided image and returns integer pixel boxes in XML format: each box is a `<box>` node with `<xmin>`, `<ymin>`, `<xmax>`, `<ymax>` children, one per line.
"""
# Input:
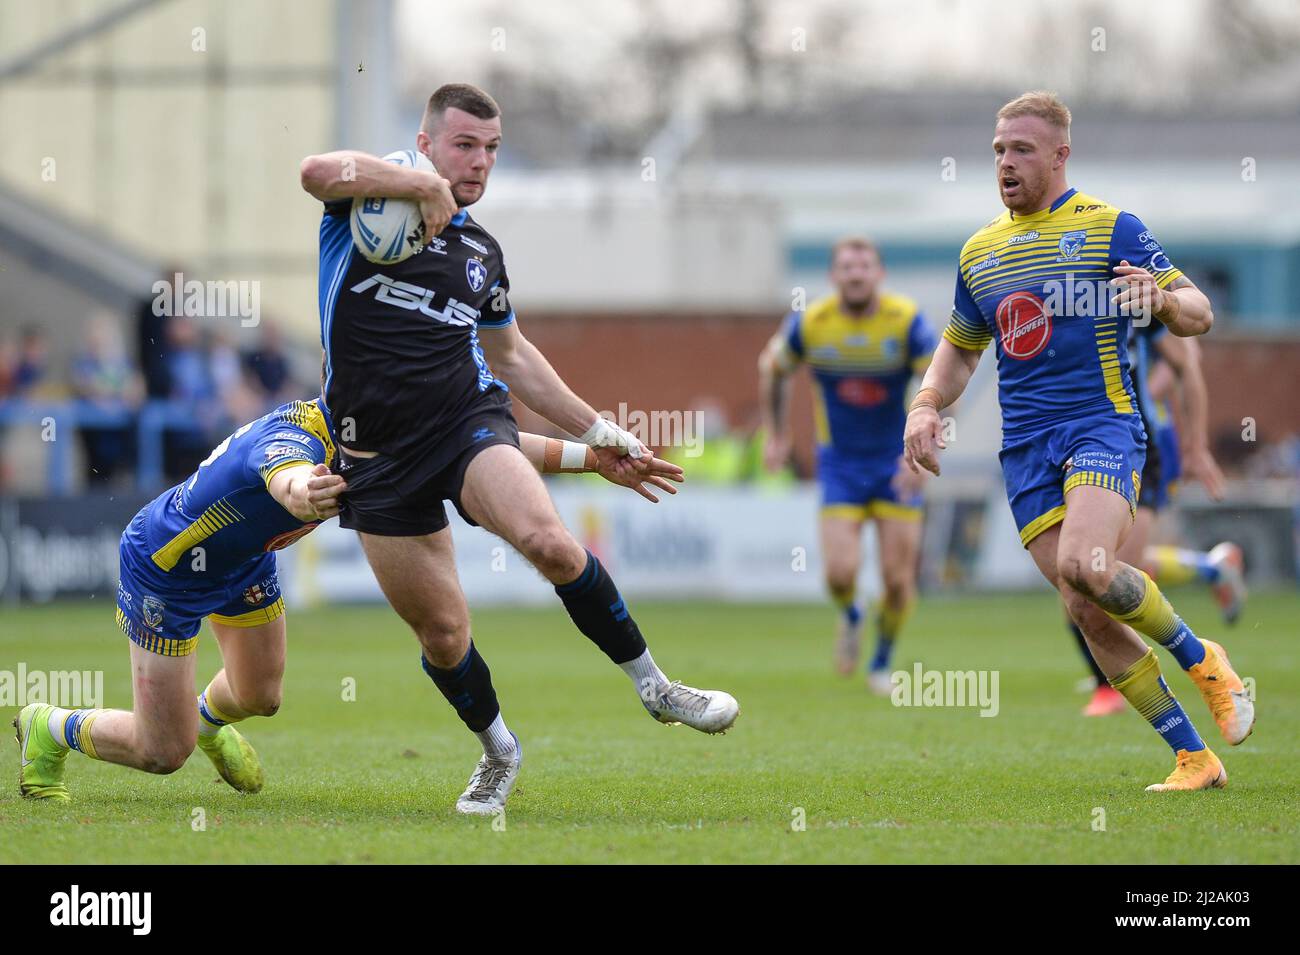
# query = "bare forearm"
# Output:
<box><xmin>299</xmin><ymin>150</ymin><xmax>439</xmax><ymax>202</ymax></box>
<box><xmin>1176</xmin><ymin>349</ymin><xmax>1211</xmax><ymax>453</ymax></box>
<box><xmin>916</xmin><ymin>339</ymin><xmax>980</xmax><ymax>410</ymax></box>
<box><xmin>493</xmin><ymin>337</ymin><xmax>600</xmax><ymax>436</ymax></box>
<box><xmin>1157</xmin><ymin>285</ymin><xmax>1214</xmax><ymax>337</ymax></box>
<box><xmin>518</xmin><ymin>432</ymin><xmax>595</xmax><ymax>473</ymax></box>
<box><xmin>758</xmin><ymin>366</ymin><xmax>790</xmax><ymax>438</ymax></box>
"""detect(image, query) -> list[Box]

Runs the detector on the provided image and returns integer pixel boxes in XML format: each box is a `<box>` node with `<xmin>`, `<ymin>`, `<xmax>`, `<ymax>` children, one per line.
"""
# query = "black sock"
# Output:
<box><xmin>1068</xmin><ymin>618</ymin><xmax>1108</xmax><ymax>685</ymax></box>
<box><xmin>420</xmin><ymin>641</ymin><xmax>500</xmax><ymax>732</ymax></box>
<box><xmin>555</xmin><ymin>550</ymin><xmax>647</xmax><ymax>665</ymax></box>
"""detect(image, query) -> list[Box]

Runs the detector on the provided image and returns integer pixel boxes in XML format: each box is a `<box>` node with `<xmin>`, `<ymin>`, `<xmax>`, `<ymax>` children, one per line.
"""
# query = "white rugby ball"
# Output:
<box><xmin>349</xmin><ymin>149</ymin><xmax>436</xmax><ymax>265</ymax></box>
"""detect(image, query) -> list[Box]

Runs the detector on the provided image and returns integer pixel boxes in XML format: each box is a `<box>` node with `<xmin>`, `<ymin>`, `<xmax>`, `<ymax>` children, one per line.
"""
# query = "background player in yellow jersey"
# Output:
<box><xmin>905</xmin><ymin>91</ymin><xmax>1254</xmax><ymax>791</ymax></box>
<box><xmin>759</xmin><ymin>238</ymin><xmax>934</xmax><ymax>692</ymax></box>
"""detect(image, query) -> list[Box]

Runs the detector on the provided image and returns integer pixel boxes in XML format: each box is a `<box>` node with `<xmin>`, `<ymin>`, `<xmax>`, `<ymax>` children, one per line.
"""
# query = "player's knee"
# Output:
<box><xmin>237</xmin><ymin>687</ymin><xmax>282</xmax><ymax>718</ymax></box>
<box><xmin>141</xmin><ymin>741</ymin><xmax>193</xmax><ymax>775</ymax></box>
<box><xmin>414</xmin><ymin>613</ymin><xmax>469</xmax><ymax>656</ymax></box>
<box><xmin>518</xmin><ymin>524</ymin><xmax>582</xmax><ymax>580</ymax></box>
<box><xmin>1057</xmin><ymin>551</ymin><xmax>1106</xmax><ymax>600</ymax></box>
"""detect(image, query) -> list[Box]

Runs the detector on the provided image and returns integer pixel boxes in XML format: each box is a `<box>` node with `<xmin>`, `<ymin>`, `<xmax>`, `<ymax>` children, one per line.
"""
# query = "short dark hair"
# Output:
<box><xmin>830</xmin><ymin>236</ymin><xmax>882</xmax><ymax>269</ymax></box>
<box><xmin>421</xmin><ymin>83</ymin><xmax>501</xmax><ymax>132</ymax></box>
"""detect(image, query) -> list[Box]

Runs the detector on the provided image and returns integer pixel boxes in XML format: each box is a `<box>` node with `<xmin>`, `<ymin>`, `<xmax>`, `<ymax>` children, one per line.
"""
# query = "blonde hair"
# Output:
<box><xmin>997</xmin><ymin>91</ymin><xmax>1071</xmax><ymax>144</ymax></box>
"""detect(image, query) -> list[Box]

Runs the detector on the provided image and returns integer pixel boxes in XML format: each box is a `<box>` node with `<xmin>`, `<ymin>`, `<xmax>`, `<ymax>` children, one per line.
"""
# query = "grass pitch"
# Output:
<box><xmin>2</xmin><ymin>589</ymin><xmax>1296</xmax><ymax>864</ymax></box>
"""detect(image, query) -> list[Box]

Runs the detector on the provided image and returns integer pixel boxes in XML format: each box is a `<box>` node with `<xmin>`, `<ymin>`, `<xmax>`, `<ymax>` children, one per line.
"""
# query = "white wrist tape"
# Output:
<box><xmin>560</xmin><ymin>440</ymin><xmax>588</xmax><ymax>471</ymax></box>
<box><xmin>578</xmin><ymin>416</ymin><xmax>645</xmax><ymax>459</ymax></box>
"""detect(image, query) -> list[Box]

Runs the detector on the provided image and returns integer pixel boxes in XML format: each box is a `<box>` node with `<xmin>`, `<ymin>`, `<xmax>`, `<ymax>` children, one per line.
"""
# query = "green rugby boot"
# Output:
<box><xmin>196</xmin><ymin>725</ymin><xmax>265</xmax><ymax>794</ymax></box>
<box><xmin>14</xmin><ymin>703</ymin><xmax>71</xmax><ymax>801</ymax></box>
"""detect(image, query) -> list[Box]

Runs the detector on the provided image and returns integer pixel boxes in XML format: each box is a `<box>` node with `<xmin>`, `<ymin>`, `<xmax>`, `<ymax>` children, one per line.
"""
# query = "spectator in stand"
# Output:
<box><xmin>242</xmin><ymin>321</ymin><xmax>296</xmax><ymax>408</ymax></box>
<box><xmin>137</xmin><ymin>266</ymin><xmax>178</xmax><ymax>400</ymax></box>
<box><xmin>71</xmin><ymin>313</ymin><xmax>143</xmax><ymax>485</ymax></box>
<box><xmin>13</xmin><ymin>326</ymin><xmax>50</xmax><ymax>397</ymax></box>
<box><xmin>162</xmin><ymin>317</ymin><xmax>218</xmax><ymax>483</ymax></box>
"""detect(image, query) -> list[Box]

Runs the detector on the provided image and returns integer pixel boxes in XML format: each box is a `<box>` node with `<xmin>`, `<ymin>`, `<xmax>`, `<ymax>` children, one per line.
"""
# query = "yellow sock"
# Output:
<box><xmin>877</xmin><ymin>597</ymin><xmax>915</xmax><ymax>642</ymax></box>
<box><xmin>1147</xmin><ymin>546</ymin><xmax>1198</xmax><ymax>586</ymax></box>
<box><xmin>197</xmin><ymin>683</ymin><xmax>242</xmax><ymax>737</ymax></box>
<box><xmin>1111</xmin><ymin>648</ymin><xmax>1205</xmax><ymax>753</ymax></box>
<box><xmin>1108</xmin><ymin>569</ymin><xmax>1181</xmax><ymax>643</ymax></box>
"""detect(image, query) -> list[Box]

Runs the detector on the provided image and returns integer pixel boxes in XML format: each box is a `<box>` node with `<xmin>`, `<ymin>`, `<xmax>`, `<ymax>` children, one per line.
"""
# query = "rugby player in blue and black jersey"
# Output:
<box><xmin>903</xmin><ymin>92</ymin><xmax>1253</xmax><ymax>791</ymax></box>
<box><xmin>14</xmin><ymin>394</ymin><xmax>684</xmax><ymax>801</ymax></box>
<box><xmin>299</xmin><ymin>83</ymin><xmax>738</xmax><ymax>815</ymax></box>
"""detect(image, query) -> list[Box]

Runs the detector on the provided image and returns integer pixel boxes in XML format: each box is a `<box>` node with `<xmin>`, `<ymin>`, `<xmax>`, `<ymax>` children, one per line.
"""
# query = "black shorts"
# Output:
<box><xmin>336</xmin><ymin>404</ymin><xmax>520</xmax><ymax>537</ymax></box>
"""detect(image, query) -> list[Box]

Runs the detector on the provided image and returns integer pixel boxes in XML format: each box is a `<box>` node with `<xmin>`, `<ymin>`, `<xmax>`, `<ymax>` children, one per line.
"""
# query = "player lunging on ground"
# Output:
<box><xmin>14</xmin><ymin>394</ymin><xmax>683</xmax><ymax>801</ymax></box>
<box><xmin>300</xmin><ymin>83</ymin><xmax>738</xmax><ymax>816</ymax></box>
<box><xmin>903</xmin><ymin>91</ymin><xmax>1254</xmax><ymax>792</ymax></box>
<box><xmin>759</xmin><ymin>238</ymin><xmax>933</xmax><ymax>693</ymax></box>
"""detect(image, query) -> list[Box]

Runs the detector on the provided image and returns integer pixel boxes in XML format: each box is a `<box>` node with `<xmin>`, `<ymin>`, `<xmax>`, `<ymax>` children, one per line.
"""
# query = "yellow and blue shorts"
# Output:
<box><xmin>999</xmin><ymin>414</ymin><xmax>1146</xmax><ymax>548</ymax></box>
<box><xmin>817</xmin><ymin>450</ymin><xmax>922</xmax><ymax>522</ymax></box>
<box><xmin>116</xmin><ymin>515</ymin><xmax>285</xmax><ymax>656</ymax></box>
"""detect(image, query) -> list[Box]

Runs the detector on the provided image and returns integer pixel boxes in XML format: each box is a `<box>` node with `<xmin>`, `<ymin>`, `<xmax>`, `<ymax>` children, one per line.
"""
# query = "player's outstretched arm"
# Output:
<box><xmin>268</xmin><ymin>463</ymin><xmax>348</xmax><ymax>522</ymax></box>
<box><xmin>518</xmin><ymin>432</ymin><xmax>684</xmax><ymax>503</ymax></box>
<box><xmin>478</xmin><ymin>320</ymin><xmax>651</xmax><ymax>462</ymax></box>
<box><xmin>1154</xmin><ymin>335</ymin><xmax>1225</xmax><ymax>499</ymax></box>
<box><xmin>298</xmin><ymin>150</ymin><xmax>457</xmax><ymax>238</ymax></box>
<box><xmin>902</xmin><ymin>338</ymin><xmax>981</xmax><ymax>476</ymax></box>
<box><xmin>757</xmin><ymin>333</ymin><xmax>797</xmax><ymax>472</ymax></box>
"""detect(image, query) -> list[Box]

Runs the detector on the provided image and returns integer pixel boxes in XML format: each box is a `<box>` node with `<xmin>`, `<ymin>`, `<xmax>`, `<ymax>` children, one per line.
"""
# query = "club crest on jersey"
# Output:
<box><xmin>1057</xmin><ymin>230</ymin><xmax>1087</xmax><ymax>261</ymax></box>
<box><xmin>141</xmin><ymin>596</ymin><xmax>165</xmax><ymax>632</ymax></box>
<box><xmin>466</xmin><ymin>258</ymin><xmax>487</xmax><ymax>293</ymax></box>
<box><xmin>996</xmin><ymin>291</ymin><xmax>1053</xmax><ymax>360</ymax></box>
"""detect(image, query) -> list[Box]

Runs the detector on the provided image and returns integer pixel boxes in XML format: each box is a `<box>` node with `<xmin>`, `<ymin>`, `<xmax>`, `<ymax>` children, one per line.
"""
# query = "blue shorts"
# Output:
<box><xmin>999</xmin><ymin>415</ymin><xmax>1146</xmax><ymax>547</ymax></box>
<box><xmin>817</xmin><ymin>450</ymin><xmax>922</xmax><ymax>522</ymax></box>
<box><xmin>116</xmin><ymin>513</ymin><xmax>285</xmax><ymax>656</ymax></box>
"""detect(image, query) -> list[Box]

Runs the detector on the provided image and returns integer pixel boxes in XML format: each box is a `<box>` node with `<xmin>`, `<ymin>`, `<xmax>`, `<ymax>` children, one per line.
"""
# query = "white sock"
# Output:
<box><xmin>620</xmin><ymin>649</ymin><xmax>669</xmax><ymax>703</ymax></box>
<box><xmin>46</xmin><ymin>707</ymin><xmax>73</xmax><ymax>748</ymax></box>
<box><xmin>475</xmin><ymin>713</ymin><xmax>516</xmax><ymax>757</ymax></box>
<box><xmin>196</xmin><ymin>692</ymin><xmax>225</xmax><ymax>737</ymax></box>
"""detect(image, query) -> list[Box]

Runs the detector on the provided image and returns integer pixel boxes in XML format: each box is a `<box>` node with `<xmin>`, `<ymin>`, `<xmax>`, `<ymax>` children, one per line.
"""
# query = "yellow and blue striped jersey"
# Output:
<box><xmin>139</xmin><ymin>398</ymin><xmax>336</xmax><ymax>578</ymax></box>
<box><xmin>783</xmin><ymin>292</ymin><xmax>935</xmax><ymax>460</ymax></box>
<box><xmin>943</xmin><ymin>188</ymin><xmax>1184</xmax><ymax>444</ymax></box>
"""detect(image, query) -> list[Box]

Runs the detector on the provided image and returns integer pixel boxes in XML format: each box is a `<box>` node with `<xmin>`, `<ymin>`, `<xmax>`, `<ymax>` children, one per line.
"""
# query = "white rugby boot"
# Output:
<box><xmin>455</xmin><ymin>734</ymin><xmax>522</xmax><ymax>816</ymax></box>
<box><xmin>644</xmin><ymin>681</ymin><xmax>739</xmax><ymax>734</ymax></box>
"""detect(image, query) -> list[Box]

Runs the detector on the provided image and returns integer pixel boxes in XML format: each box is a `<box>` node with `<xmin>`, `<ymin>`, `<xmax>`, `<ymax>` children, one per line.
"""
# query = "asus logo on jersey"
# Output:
<box><xmin>350</xmin><ymin>274</ymin><xmax>481</xmax><ymax>327</ymax></box>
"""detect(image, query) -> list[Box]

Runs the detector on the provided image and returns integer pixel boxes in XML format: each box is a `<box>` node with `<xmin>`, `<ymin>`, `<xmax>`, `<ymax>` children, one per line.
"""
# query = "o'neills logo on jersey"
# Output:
<box><xmin>996</xmin><ymin>291</ymin><xmax>1052</xmax><ymax>360</ymax></box>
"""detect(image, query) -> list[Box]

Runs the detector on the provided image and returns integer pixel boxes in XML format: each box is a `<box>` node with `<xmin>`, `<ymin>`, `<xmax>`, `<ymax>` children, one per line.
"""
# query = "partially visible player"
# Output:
<box><xmin>14</xmin><ymin>394</ymin><xmax>684</xmax><ymax>802</ymax></box>
<box><xmin>759</xmin><ymin>237</ymin><xmax>934</xmax><ymax>693</ymax></box>
<box><xmin>1142</xmin><ymin>357</ymin><xmax>1247</xmax><ymax>624</ymax></box>
<box><xmin>905</xmin><ymin>91</ymin><xmax>1254</xmax><ymax>791</ymax></box>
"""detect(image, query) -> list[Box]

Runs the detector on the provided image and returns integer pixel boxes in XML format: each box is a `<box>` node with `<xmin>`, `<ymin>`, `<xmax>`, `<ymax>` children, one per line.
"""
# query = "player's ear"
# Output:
<box><xmin>1055</xmin><ymin>143</ymin><xmax>1070</xmax><ymax>168</ymax></box>
<box><xmin>416</xmin><ymin>129</ymin><xmax>433</xmax><ymax>156</ymax></box>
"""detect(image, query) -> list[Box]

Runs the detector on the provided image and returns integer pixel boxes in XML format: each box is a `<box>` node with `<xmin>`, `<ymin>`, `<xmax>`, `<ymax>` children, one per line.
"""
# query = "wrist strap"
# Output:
<box><xmin>909</xmin><ymin>387</ymin><xmax>944</xmax><ymax>414</ymax></box>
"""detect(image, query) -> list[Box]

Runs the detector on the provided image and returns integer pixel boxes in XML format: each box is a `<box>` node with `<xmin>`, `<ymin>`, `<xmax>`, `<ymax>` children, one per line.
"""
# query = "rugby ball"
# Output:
<box><xmin>349</xmin><ymin>149</ymin><xmax>436</xmax><ymax>265</ymax></box>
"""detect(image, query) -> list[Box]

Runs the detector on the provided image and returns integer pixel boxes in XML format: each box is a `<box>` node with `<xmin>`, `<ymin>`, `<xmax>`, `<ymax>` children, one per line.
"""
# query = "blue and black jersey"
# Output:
<box><xmin>317</xmin><ymin>152</ymin><xmax>515</xmax><ymax>459</ymax></box>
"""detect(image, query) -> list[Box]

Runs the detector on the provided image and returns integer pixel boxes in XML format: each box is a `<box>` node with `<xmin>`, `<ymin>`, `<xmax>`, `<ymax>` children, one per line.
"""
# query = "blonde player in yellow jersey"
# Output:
<box><xmin>905</xmin><ymin>91</ymin><xmax>1253</xmax><ymax>791</ymax></box>
<box><xmin>760</xmin><ymin>238</ymin><xmax>935</xmax><ymax>693</ymax></box>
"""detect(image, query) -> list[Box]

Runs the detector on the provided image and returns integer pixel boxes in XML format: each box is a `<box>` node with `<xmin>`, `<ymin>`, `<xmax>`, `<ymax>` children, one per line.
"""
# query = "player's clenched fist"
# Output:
<box><xmin>417</xmin><ymin>171</ymin><xmax>459</xmax><ymax>239</ymax></box>
<box><xmin>278</xmin><ymin>463</ymin><xmax>348</xmax><ymax>522</ymax></box>
<box><xmin>903</xmin><ymin>404</ymin><xmax>946</xmax><ymax>476</ymax></box>
<box><xmin>1110</xmin><ymin>260</ymin><xmax>1171</xmax><ymax>324</ymax></box>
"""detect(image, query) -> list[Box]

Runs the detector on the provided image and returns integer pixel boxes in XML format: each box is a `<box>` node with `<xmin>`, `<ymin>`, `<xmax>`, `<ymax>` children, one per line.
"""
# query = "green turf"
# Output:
<box><xmin>1</xmin><ymin>589</ymin><xmax>1297</xmax><ymax>863</ymax></box>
